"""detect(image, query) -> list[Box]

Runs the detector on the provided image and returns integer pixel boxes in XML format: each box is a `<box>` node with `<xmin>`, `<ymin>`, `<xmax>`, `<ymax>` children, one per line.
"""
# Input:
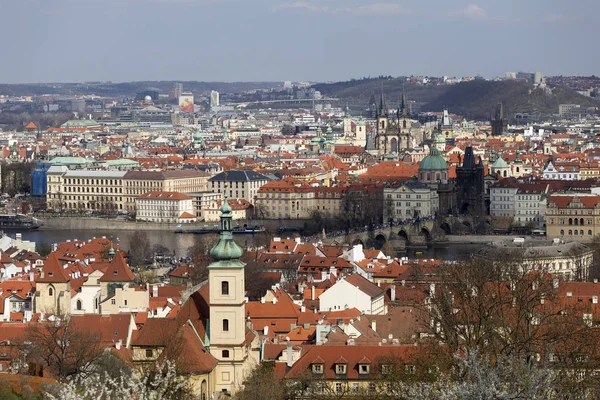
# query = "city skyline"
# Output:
<box><xmin>0</xmin><ymin>0</ymin><xmax>596</xmax><ymax>84</ymax></box>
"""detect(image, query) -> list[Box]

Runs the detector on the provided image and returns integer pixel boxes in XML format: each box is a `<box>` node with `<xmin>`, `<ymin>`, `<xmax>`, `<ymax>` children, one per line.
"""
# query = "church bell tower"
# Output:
<box><xmin>208</xmin><ymin>188</ymin><xmax>247</xmax><ymax>394</ymax></box>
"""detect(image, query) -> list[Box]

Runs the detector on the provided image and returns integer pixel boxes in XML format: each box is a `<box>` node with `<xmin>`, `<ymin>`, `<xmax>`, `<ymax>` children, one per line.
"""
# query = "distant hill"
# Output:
<box><xmin>0</xmin><ymin>81</ymin><xmax>279</xmax><ymax>97</ymax></box>
<box><xmin>313</xmin><ymin>78</ymin><xmax>597</xmax><ymax>120</ymax></box>
<box><xmin>313</xmin><ymin>77</ymin><xmax>450</xmax><ymax>111</ymax></box>
<box><xmin>421</xmin><ymin>80</ymin><xmax>597</xmax><ymax>120</ymax></box>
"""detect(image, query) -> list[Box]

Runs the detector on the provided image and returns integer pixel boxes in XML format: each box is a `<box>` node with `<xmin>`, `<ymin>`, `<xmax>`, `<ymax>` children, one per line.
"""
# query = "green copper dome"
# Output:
<box><xmin>491</xmin><ymin>156</ymin><xmax>509</xmax><ymax>169</ymax></box>
<box><xmin>434</xmin><ymin>133</ymin><xmax>445</xmax><ymax>144</ymax></box>
<box><xmin>209</xmin><ymin>195</ymin><xmax>243</xmax><ymax>265</ymax></box>
<box><xmin>419</xmin><ymin>147</ymin><xmax>447</xmax><ymax>171</ymax></box>
<box><xmin>193</xmin><ymin>127</ymin><xmax>202</xmax><ymax>140</ymax></box>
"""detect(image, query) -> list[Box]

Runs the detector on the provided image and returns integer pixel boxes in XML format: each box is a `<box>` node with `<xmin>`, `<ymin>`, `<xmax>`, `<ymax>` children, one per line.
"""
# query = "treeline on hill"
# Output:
<box><xmin>312</xmin><ymin>77</ymin><xmax>450</xmax><ymax>112</ymax></box>
<box><xmin>313</xmin><ymin>78</ymin><xmax>598</xmax><ymax>121</ymax></box>
<box><xmin>0</xmin><ymin>111</ymin><xmax>73</xmax><ymax>131</ymax></box>
<box><xmin>1</xmin><ymin>161</ymin><xmax>34</xmax><ymax>196</ymax></box>
<box><xmin>422</xmin><ymin>80</ymin><xmax>598</xmax><ymax>120</ymax></box>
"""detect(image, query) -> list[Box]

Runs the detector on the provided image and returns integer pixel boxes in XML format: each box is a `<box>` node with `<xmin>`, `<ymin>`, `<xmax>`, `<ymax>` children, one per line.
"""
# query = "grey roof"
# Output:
<box><xmin>123</xmin><ymin>170</ymin><xmax>207</xmax><ymax>180</ymax></box>
<box><xmin>64</xmin><ymin>170</ymin><xmax>126</xmax><ymax>178</ymax></box>
<box><xmin>209</xmin><ymin>170</ymin><xmax>269</xmax><ymax>182</ymax></box>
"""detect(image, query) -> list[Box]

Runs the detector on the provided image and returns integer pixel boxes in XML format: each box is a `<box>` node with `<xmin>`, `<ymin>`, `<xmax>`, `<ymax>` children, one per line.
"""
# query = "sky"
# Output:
<box><xmin>0</xmin><ymin>0</ymin><xmax>596</xmax><ymax>83</ymax></box>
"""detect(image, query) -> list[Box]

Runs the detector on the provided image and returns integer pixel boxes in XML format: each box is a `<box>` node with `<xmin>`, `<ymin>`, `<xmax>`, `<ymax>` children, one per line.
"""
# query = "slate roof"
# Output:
<box><xmin>209</xmin><ymin>169</ymin><xmax>269</xmax><ymax>182</ymax></box>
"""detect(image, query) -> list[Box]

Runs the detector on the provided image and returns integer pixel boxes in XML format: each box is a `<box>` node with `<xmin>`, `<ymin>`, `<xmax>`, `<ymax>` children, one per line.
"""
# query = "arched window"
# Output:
<box><xmin>560</xmin><ymin>229</ymin><xmax>564</xmax><ymax>236</ymax></box>
<box><xmin>580</xmin><ymin>218</ymin><xmax>584</xmax><ymax>226</ymax></box>
<box><xmin>568</xmin><ymin>230</ymin><xmax>573</xmax><ymax>235</ymax></box>
<box><xmin>589</xmin><ymin>230</ymin><xmax>593</xmax><ymax>236</ymax></box>
<box><xmin>223</xmin><ymin>319</ymin><xmax>229</xmax><ymax>332</ymax></box>
<box><xmin>503</xmin><ymin>171</ymin><xmax>507</xmax><ymax>177</ymax></box>
<box><xmin>76</xmin><ymin>300</ymin><xmax>82</xmax><ymax>310</ymax></box>
<box><xmin>574</xmin><ymin>230</ymin><xmax>578</xmax><ymax>235</ymax></box>
<box><xmin>222</xmin><ymin>350</ymin><xmax>230</xmax><ymax>358</ymax></box>
<box><xmin>581</xmin><ymin>230</ymin><xmax>584</xmax><ymax>236</ymax></box>
<box><xmin>221</xmin><ymin>281</ymin><xmax>229</xmax><ymax>296</ymax></box>
<box><xmin>575</xmin><ymin>219</ymin><xmax>579</xmax><ymax>226</ymax></box>
<box><xmin>49</xmin><ymin>287</ymin><xmax>53</xmax><ymax>296</ymax></box>
<box><xmin>569</xmin><ymin>218</ymin><xmax>573</xmax><ymax>225</ymax></box>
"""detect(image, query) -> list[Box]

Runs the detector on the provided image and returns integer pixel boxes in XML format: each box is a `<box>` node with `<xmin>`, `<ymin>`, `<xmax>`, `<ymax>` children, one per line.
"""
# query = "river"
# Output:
<box><xmin>16</xmin><ymin>229</ymin><xmax>486</xmax><ymax>260</ymax></box>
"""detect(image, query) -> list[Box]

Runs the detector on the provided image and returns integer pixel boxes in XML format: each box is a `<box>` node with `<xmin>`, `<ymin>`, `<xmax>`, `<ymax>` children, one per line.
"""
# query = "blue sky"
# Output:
<box><xmin>0</xmin><ymin>0</ymin><xmax>595</xmax><ymax>83</ymax></box>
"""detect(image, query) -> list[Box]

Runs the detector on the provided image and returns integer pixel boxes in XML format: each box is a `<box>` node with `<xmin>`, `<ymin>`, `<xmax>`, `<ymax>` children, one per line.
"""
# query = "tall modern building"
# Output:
<box><xmin>173</xmin><ymin>82</ymin><xmax>183</xmax><ymax>99</ymax></box>
<box><xmin>210</xmin><ymin>90</ymin><xmax>220</xmax><ymax>108</ymax></box>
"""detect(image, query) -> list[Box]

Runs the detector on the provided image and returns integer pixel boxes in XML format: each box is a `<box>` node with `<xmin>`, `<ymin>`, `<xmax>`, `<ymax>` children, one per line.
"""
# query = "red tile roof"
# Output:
<box><xmin>99</xmin><ymin>252</ymin><xmax>136</xmax><ymax>282</ymax></box>
<box><xmin>37</xmin><ymin>253</ymin><xmax>69</xmax><ymax>283</ymax></box>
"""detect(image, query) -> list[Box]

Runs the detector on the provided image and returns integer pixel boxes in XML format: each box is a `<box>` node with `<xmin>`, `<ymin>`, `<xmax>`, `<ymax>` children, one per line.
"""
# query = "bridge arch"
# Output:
<box><xmin>462</xmin><ymin>220</ymin><xmax>472</xmax><ymax>231</ymax></box>
<box><xmin>440</xmin><ymin>222</ymin><xmax>451</xmax><ymax>235</ymax></box>
<box><xmin>375</xmin><ymin>233</ymin><xmax>387</xmax><ymax>243</ymax></box>
<box><xmin>352</xmin><ymin>238</ymin><xmax>365</xmax><ymax>247</ymax></box>
<box><xmin>421</xmin><ymin>227</ymin><xmax>432</xmax><ymax>242</ymax></box>
<box><xmin>398</xmin><ymin>230</ymin><xmax>409</xmax><ymax>242</ymax></box>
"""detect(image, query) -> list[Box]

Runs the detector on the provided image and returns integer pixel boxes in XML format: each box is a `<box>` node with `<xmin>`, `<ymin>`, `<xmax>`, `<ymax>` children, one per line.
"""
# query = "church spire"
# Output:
<box><xmin>209</xmin><ymin>184</ymin><xmax>243</xmax><ymax>263</ymax></box>
<box><xmin>400</xmin><ymin>83</ymin><xmax>409</xmax><ymax>117</ymax></box>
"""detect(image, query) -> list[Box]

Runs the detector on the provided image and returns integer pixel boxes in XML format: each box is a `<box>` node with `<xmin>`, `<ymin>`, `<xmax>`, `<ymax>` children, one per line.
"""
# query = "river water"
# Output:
<box><xmin>16</xmin><ymin>229</ymin><xmax>485</xmax><ymax>260</ymax></box>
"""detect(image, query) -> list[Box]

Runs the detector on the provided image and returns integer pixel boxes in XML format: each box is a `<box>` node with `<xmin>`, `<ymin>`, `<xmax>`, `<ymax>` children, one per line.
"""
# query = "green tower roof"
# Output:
<box><xmin>491</xmin><ymin>156</ymin><xmax>509</xmax><ymax>169</ymax></box>
<box><xmin>208</xmin><ymin>191</ymin><xmax>244</xmax><ymax>268</ymax></box>
<box><xmin>419</xmin><ymin>147</ymin><xmax>448</xmax><ymax>171</ymax></box>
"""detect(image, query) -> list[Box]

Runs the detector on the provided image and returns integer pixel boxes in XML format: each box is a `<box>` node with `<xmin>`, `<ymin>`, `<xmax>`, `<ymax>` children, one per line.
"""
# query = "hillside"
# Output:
<box><xmin>422</xmin><ymin>80</ymin><xmax>597</xmax><ymax>120</ymax></box>
<box><xmin>313</xmin><ymin>77</ymin><xmax>450</xmax><ymax>111</ymax></box>
<box><xmin>313</xmin><ymin>78</ymin><xmax>597</xmax><ymax>120</ymax></box>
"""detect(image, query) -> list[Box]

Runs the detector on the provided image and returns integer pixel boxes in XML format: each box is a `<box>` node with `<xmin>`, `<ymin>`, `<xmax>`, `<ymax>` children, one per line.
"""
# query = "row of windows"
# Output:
<box><xmin>63</xmin><ymin>187</ymin><xmax>122</xmax><ymax>194</ymax></box>
<box><xmin>560</xmin><ymin>229</ymin><xmax>593</xmax><ymax>236</ymax></box>
<box><xmin>65</xmin><ymin>178</ymin><xmax>120</xmax><ymax>185</ymax></box>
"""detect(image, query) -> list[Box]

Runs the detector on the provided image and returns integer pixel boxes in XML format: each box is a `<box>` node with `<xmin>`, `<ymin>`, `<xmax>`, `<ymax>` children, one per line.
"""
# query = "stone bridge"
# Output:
<box><xmin>325</xmin><ymin>216</ymin><xmax>491</xmax><ymax>249</ymax></box>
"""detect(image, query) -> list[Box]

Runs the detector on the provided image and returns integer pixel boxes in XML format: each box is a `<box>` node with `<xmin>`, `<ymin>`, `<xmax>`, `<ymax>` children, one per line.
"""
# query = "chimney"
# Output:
<box><xmin>301</xmin><ymin>305</ymin><xmax>306</xmax><ymax>312</ymax></box>
<box><xmin>152</xmin><ymin>285</ymin><xmax>158</xmax><ymax>298</ymax></box>
<box><xmin>429</xmin><ymin>283</ymin><xmax>435</xmax><ymax>297</ymax></box>
<box><xmin>371</xmin><ymin>319</ymin><xmax>376</xmax><ymax>332</ymax></box>
<box><xmin>115</xmin><ymin>340</ymin><xmax>122</xmax><ymax>350</ymax></box>
<box><xmin>390</xmin><ymin>285</ymin><xmax>396</xmax><ymax>302</ymax></box>
<box><xmin>29</xmin><ymin>272</ymin><xmax>34</xmax><ymax>282</ymax></box>
<box><xmin>594</xmin><ymin>296</ymin><xmax>598</xmax><ymax>305</ymax></box>
<box><xmin>272</xmin><ymin>297</ymin><xmax>277</xmax><ymax>305</ymax></box>
<box><xmin>552</xmin><ymin>279</ymin><xmax>559</xmax><ymax>289</ymax></box>
<box><xmin>286</xmin><ymin>341</ymin><xmax>293</xmax><ymax>369</ymax></box>
<box><xmin>261</xmin><ymin>297</ymin><xmax>266</xmax><ymax>304</ymax></box>
<box><xmin>311</xmin><ymin>286</ymin><xmax>315</xmax><ymax>301</ymax></box>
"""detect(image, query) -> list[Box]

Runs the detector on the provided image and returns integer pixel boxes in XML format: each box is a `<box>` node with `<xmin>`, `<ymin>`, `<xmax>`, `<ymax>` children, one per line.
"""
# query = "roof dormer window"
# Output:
<box><xmin>335</xmin><ymin>364</ymin><xmax>347</xmax><ymax>374</ymax></box>
<box><xmin>312</xmin><ymin>363</ymin><xmax>323</xmax><ymax>374</ymax></box>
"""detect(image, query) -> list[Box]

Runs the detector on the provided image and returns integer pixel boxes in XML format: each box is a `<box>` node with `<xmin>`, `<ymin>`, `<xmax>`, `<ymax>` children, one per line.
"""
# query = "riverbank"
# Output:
<box><xmin>444</xmin><ymin>235</ymin><xmax>521</xmax><ymax>244</ymax></box>
<box><xmin>37</xmin><ymin>217</ymin><xmax>308</xmax><ymax>232</ymax></box>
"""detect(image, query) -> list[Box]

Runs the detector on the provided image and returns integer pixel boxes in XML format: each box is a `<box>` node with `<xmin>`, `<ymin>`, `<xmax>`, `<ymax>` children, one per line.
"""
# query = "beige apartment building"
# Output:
<box><xmin>208</xmin><ymin>170</ymin><xmax>270</xmax><ymax>204</ymax></box>
<box><xmin>546</xmin><ymin>194</ymin><xmax>600</xmax><ymax>241</ymax></box>
<box><xmin>123</xmin><ymin>170</ymin><xmax>208</xmax><ymax>213</ymax></box>
<box><xmin>46</xmin><ymin>167</ymin><xmax>208</xmax><ymax>214</ymax></box>
<box><xmin>46</xmin><ymin>166</ymin><xmax>127</xmax><ymax>211</ymax></box>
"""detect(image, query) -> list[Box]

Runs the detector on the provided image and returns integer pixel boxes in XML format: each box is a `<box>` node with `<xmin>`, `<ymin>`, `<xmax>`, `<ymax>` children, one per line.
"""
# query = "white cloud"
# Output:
<box><xmin>273</xmin><ymin>1</ymin><xmax>408</xmax><ymax>16</ymax></box>
<box><xmin>272</xmin><ymin>1</ymin><xmax>329</xmax><ymax>13</ymax></box>
<box><xmin>449</xmin><ymin>4</ymin><xmax>487</xmax><ymax>19</ymax></box>
<box><xmin>543</xmin><ymin>13</ymin><xmax>566</xmax><ymax>22</ymax></box>
<box><xmin>338</xmin><ymin>3</ymin><xmax>409</xmax><ymax>17</ymax></box>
